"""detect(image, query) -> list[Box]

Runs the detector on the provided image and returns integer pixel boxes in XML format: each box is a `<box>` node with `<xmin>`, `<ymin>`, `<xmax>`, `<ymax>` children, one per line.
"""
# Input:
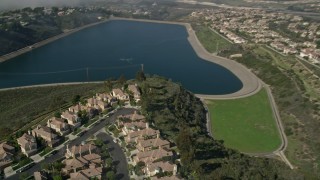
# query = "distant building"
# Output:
<box><xmin>121</xmin><ymin>121</ymin><xmax>148</xmax><ymax>135</ymax></box>
<box><xmin>34</xmin><ymin>171</ymin><xmax>49</xmax><ymax>180</ymax></box>
<box><xmin>65</xmin><ymin>143</ymin><xmax>98</xmax><ymax>158</ymax></box>
<box><xmin>69</xmin><ymin>104</ymin><xmax>83</xmax><ymax>114</ymax></box>
<box><xmin>17</xmin><ymin>133</ymin><xmax>37</xmax><ymax>157</ymax></box>
<box><xmin>61</xmin><ymin>110</ymin><xmax>81</xmax><ymax>129</ymax></box>
<box><xmin>118</xmin><ymin>111</ymin><xmax>146</xmax><ymax>121</ymax></box>
<box><xmin>111</xmin><ymin>88</ymin><xmax>129</xmax><ymax>101</ymax></box>
<box><xmin>128</xmin><ymin>84</ymin><xmax>141</xmax><ymax>102</ymax></box>
<box><xmin>69</xmin><ymin>165</ymin><xmax>102</xmax><ymax>180</ymax></box>
<box><xmin>0</xmin><ymin>142</ymin><xmax>15</xmax><ymax>170</ymax></box>
<box><xmin>47</xmin><ymin>117</ymin><xmax>70</xmax><ymax>136</ymax></box>
<box><xmin>62</xmin><ymin>153</ymin><xmax>102</xmax><ymax>174</ymax></box>
<box><xmin>32</xmin><ymin>125</ymin><xmax>60</xmax><ymax>147</ymax></box>
<box><xmin>137</xmin><ymin>138</ymin><xmax>170</xmax><ymax>152</ymax></box>
<box><xmin>134</xmin><ymin>148</ymin><xmax>173</xmax><ymax>164</ymax></box>
<box><xmin>126</xmin><ymin>127</ymin><xmax>160</xmax><ymax>143</ymax></box>
<box><xmin>87</xmin><ymin>97</ymin><xmax>108</xmax><ymax>111</ymax></box>
<box><xmin>143</xmin><ymin>161</ymin><xmax>177</xmax><ymax>177</ymax></box>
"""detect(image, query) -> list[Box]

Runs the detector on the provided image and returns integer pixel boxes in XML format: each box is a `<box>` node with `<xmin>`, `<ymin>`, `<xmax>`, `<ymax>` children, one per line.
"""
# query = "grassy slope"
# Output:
<box><xmin>193</xmin><ymin>25</ymin><xmax>233</xmax><ymax>53</ymax></box>
<box><xmin>194</xmin><ymin>23</ymin><xmax>320</xmax><ymax>177</ymax></box>
<box><xmin>206</xmin><ymin>89</ymin><xmax>281</xmax><ymax>153</ymax></box>
<box><xmin>140</xmin><ymin>77</ymin><xmax>301</xmax><ymax>179</ymax></box>
<box><xmin>0</xmin><ymin>83</ymin><xmax>106</xmax><ymax>140</ymax></box>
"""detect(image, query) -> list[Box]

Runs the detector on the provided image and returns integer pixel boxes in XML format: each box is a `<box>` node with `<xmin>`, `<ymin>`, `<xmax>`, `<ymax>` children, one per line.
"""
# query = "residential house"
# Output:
<box><xmin>63</xmin><ymin>153</ymin><xmax>102</xmax><ymax>174</ymax></box>
<box><xmin>47</xmin><ymin>117</ymin><xmax>70</xmax><ymax>136</ymax></box>
<box><xmin>126</xmin><ymin>127</ymin><xmax>160</xmax><ymax>143</ymax></box>
<box><xmin>111</xmin><ymin>88</ymin><xmax>129</xmax><ymax>101</ymax></box>
<box><xmin>69</xmin><ymin>104</ymin><xmax>83</xmax><ymax>114</ymax></box>
<box><xmin>122</xmin><ymin>121</ymin><xmax>148</xmax><ymax>135</ymax></box>
<box><xmin>134</xmin><ymin>148</ymin><xmax>173</xmax><ymax>164</ymax></box>
<box><xmin>65</xmin><ymin>143</ymin><xmax>98</xmax><ymax>158</ymax></box>
<box><xmin>119</xmin><ymin>111</ymin><xmax>146</xmax><ymax>121</ymax></box>
<box><xmin>32</xmin><ymin>125</ymin><xmax>60</xmax><ymax>147</ymax></box>
<box><xmin>0</xmin><ymin>142</ymin><xmax>15</xmax><ymax>170</ymax></box>
<box><xmin>137</xmin><ymin>138</ymin><xmax>170</xmax><ymax>152</ymax></box>
<box><xmin>128</xmin><ymin>84</ymin><xmax>141</xmax><ymax>102</ymax></box>
<box><xmin>17</xmin><ymin>133</ymin><xmax>37</xmax><ymax>157</ymax></box>
<box><xmin>143</xmin><ymin>161</ymin><xmax>177</xmax><ymax>177</ymax></box>
<box><xmin>96</xmin><ymin>93</ymin><xmax>113</xmax><ymax>103</ymax></box>
<box><xmin>87</xmin><ymin>97</ymin><xmax>108</xmax><ymax>111</ymax></box>
<box><xmin>62</xmin><ymin>153</ymin><xmax>102</xmax><ymax>174</ymax></box>
<box><xmin>61</xmin><ymin>110</ymin><xmax>81</xmax><ymax>129</ymax></box>
<box><xmin>69</xmin><ymin>165</ymin><xmax>102</xmax><ymax>180</ymax></box>
<box><xmin>34</xmin><ymin>171</ymin><xmax>49</xmax><ymax>180</ymax></box>
<box><xmin>300</xmin><ymin>48</ymin><xmax>313</xmax><ymax>58</ymax></box>
<box><xmin>62</xmin><ymin>158</ymin><xmax>85</xmax><ymax>174</ymax></box>
<box><xmin>270</xmin><ymin>42</ymin><xmax>285</xmax><ymax>51</ymax></box>
<box><xmin>283</xmin><ymin>47</ymin><xmax>297</xmax><ymax>54</ymax></box>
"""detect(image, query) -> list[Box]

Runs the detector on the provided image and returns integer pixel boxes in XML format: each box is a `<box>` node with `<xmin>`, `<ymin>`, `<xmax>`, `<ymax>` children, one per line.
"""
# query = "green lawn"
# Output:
<box><xmin>206</xmin><ymin>89</ymin><xmax>281</xmax><ymax>153</ymax></box>
<box><xmin>193</xmin><ymin>25</ymin><xmax>233</xmax><ymax>53</ymax></box>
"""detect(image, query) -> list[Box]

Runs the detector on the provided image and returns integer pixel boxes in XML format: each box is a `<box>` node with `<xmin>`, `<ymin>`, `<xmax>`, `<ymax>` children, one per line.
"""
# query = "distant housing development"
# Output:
<box><xmin>190</xmin><ymin>8</ymin><xmax>320</xmax><ymax>64</ymax></box>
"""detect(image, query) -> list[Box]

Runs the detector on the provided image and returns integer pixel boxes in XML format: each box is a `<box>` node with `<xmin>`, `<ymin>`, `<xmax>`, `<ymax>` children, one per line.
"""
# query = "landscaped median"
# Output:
<box><xmin>205</xmin><ymin>88</ymin><xmax>282</xmax><ymax>153</ymax></box>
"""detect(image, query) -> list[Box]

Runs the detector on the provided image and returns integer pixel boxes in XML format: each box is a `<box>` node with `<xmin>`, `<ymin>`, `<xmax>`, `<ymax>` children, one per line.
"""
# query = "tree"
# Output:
<box><xmin>53</xmin><ymin>175</ymin><xmax>63</xmax><ymax>180</ymax></box>
<box><xmin>54</xmin><ymin>112</ymin><xmax>61</xmax><ymax>118</ymax></box>
<box><xmin>136</xmin><ymin>70</ymin><xmax>146</xmax><ymax>81</ymax></box>
<box><xmin>316</xmin><ymin>40</ymin><xmax>320</xmax><ymax>49</ymax></box>
<box><xmin>72</xmin><ymin>95</ymin><xmax>81</xmax><ymax>105</ymax></box>
<box><xmin>117</xmin><ymin>75</ymin><xmax>126</xmax><ymax>85</ymax></box>
<box><xmin>105</xmin><ymin>79</ymin><xmax>113</xmax><ymax>92</ymax></box>
<box><xmin>106</xmin><ymin>171</ymin><xmax>115</xmax><ymax>180</ymax></box>
<box><xmin>41</xmin><ymin>162</ymin><xmax>50</xmax><ymax>171</ymax></box>
<box><xmin>137</xmin><ymin>161</ymin><xmax>145</xmax><ymax>167</ymax></box>
<box><xmin>105</xmin><ymin>157</ymin><xmax>113</xmax><ymax>167</ymax></box>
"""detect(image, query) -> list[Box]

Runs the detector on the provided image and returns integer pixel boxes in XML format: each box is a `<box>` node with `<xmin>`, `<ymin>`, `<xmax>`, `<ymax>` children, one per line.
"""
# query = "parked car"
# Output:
<box><xmin>46</xmin><ymin>150</ymin><xmax>59</xmax><ymax>158</ymax></box>
<box><xmin>77</xmin><ymin>130</ymin><xmax>87</xmax><ymax>137</ymax></box>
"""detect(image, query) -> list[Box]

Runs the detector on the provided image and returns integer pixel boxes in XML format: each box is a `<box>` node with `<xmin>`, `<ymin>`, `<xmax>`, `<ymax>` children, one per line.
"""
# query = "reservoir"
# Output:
<box><xmin>0</xmin><ymin>20</ymin><xmax>242</xmax><ymax>94</ymax></box>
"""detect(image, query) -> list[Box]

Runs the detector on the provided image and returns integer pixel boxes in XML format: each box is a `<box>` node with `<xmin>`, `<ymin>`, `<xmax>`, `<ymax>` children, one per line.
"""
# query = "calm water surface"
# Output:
<box><xmin>0</xmin><ymin>20</ymin><xmax>242</xmax><ymax>94</ymax></box>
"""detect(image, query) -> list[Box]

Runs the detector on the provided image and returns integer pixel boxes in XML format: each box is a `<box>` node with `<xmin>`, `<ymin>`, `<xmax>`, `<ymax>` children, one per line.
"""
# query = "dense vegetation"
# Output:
<box><xmin>0</xmin><ymin>7</ymin><xmax>113</xmax><ymax>56</ymax></box>
<box><xmin>138</xmin><ymin>76</ymin><xmax>301</xmax><ymax>179</ymax></box>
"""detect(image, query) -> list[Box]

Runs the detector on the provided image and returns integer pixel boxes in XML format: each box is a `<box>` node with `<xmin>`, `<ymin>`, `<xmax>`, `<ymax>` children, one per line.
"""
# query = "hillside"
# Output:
<box><xmin>138</xmin><ymin>76</ymin><xmax>301</xmax><ymax>179</ymax></box>
<box><xmin>0</xmin><ymin>76</ymin><xmax>303</xmax><ymax>178</ymax></box>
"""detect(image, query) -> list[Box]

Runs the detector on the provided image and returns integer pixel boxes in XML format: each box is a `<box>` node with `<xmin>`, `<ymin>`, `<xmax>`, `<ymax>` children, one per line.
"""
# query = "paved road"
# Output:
<box><xmin>96</xmin><ymin>133</ymin><xmax>129</xmax><ymax>180</ymax></box>
<box><xmin>264</xmin><ymin>84</ymin><xmax>294</xmax><ymax>169</ymax></box>
<box><xmin>6</xmin><ymin>108</ymin><xmax>135</xmax><ymax>180</ymax></box>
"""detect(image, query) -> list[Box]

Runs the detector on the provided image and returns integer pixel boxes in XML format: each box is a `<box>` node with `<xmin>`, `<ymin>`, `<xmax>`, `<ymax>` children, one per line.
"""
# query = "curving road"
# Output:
<box><xmin>6</xmin><ymin>108</ymin><xmax>134</xmax><ymax>180</ymax></box>
<box><xmin>180</xmin><ymin>19</ymin><xmax>293</xmax><ymax>168</ymax></box>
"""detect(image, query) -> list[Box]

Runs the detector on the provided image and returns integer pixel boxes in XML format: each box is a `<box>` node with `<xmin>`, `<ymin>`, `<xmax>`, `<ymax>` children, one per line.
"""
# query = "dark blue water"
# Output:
<box><xmin>0</xmin><ymin>20</ymin><xmax>242</xmax><ymax>94</ymax></box>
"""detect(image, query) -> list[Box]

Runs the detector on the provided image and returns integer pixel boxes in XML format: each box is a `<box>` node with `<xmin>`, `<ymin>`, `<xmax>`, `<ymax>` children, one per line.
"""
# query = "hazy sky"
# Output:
<box><xmin>0</xmin><ymin>0</ymin><xmax>92</xmax><ymax>10</ymax></box>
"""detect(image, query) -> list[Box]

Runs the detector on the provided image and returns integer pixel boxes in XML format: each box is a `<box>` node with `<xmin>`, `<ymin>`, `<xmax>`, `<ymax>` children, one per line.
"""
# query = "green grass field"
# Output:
<box><xmin>206</xmin><ymin>89</ymin><xmax>281</xmax><ymax>153</ymax></box>
<box><xmin>193</xmin><ymin>25</ymin><xmax>233</xmax><ymax>53</ymax></box>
